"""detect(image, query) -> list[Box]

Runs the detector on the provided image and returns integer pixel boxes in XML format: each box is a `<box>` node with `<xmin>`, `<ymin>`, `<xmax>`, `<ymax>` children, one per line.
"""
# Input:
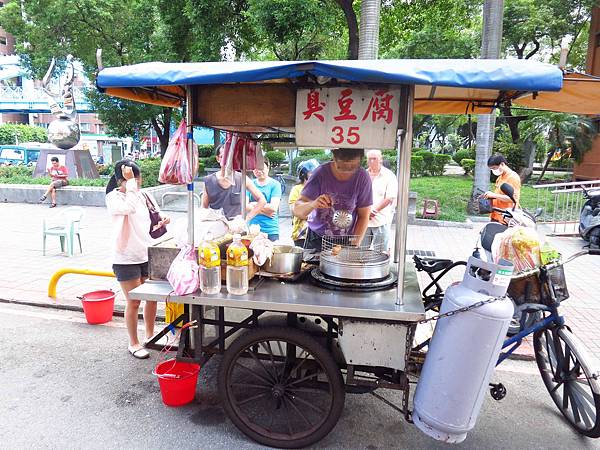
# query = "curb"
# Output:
<box><xmin>0</xmin><ymin>297</ymin><xmax>167</xmax><ymax>322</ymax></box>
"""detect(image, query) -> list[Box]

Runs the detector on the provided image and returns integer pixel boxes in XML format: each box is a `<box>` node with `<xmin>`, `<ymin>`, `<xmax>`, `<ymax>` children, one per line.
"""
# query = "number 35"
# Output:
<box><xmin>331</xmin><ymin>126</ymin><xmax>360</xmax><ymax>145</ymax></box>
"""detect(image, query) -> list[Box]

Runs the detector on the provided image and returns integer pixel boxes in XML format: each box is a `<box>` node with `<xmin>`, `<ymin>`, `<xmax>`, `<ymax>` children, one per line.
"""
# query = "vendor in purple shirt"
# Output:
<box><xmin>293</xmin><ymin>148</ymin><xmax>373</xmax><ymax>251</ymax></box>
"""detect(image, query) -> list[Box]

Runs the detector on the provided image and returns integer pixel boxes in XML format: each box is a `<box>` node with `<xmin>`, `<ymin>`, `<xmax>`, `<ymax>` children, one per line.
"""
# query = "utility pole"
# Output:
<box><xmin>471</xmin><ymin>0</ymin><xmax>505</xmax><ymax>207</ymax></box>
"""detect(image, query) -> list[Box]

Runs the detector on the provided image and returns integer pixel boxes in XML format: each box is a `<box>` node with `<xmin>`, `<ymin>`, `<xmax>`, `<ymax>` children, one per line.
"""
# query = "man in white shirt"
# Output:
<box><xmin>364</xmin><ymin>150</ymin><xmax>397</xmax><ymax>253</ymax></box>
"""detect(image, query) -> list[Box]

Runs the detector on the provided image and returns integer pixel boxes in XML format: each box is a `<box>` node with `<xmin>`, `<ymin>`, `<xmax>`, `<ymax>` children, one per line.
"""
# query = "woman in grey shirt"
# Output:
<box><xmin>202</xmin><ymin>146</ymin><xmax>266</xmax><ymax>220</ymax></box>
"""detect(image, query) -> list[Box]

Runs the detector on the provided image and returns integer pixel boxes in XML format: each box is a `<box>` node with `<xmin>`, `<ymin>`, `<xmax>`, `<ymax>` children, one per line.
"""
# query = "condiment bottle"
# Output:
<box><xmin>198</xmin><ymin>232</ymin><xmax>221</xmax><ymax>294</ymax></box>
<box><xmin>226</xmin><ymin>234</ymin><xmax>249</xmax><ymax>295</ymax></box>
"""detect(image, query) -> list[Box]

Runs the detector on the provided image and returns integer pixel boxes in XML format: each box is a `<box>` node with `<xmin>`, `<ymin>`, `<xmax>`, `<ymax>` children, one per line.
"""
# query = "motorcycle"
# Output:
<box><xmin>579</xmin><ymin>186</ymin><xmax>600</xmax><ymax>249</ymax></box>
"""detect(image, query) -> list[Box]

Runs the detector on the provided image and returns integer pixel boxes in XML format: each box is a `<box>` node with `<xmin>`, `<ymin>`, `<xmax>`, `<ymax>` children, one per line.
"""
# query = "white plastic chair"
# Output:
<box><xmin>43</xmin><ymin>206</ymin><xmax>84</xmax><ymax>257</ymax></box>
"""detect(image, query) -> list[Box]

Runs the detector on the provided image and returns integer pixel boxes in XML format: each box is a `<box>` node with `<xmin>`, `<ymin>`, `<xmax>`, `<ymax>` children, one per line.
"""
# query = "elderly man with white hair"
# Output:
<box><xmin>364</xmin><ymin>149</ymin><xmax>397</xmax><ymax>253</ymax></box>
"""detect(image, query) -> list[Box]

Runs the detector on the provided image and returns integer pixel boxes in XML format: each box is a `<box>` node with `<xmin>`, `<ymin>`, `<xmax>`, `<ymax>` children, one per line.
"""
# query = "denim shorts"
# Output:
<box><xmin>112</xmin><ymin>262</ymin><xmax>149</xmax><ymax>282</ymax></box>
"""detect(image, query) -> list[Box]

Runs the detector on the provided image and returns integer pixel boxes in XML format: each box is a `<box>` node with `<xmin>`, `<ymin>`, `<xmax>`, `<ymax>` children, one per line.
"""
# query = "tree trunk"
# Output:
<box><xmin>334</xmin><ymin>0</ymin><xmax>359</xmax><ymax>59</ymax></box>
<box><xmin>469</xmin><ymin>0</ymin><xmax>504</xmax><ymax>213</ymax></box>
<box><xmin>358</xmin><ymin>0</ymin><xmax>381</xmax><ymax>60</ymax></box>
<box><xmin>213</xmin><ymin>129</ymin><xmax>220</xmax><ymax>149</ymax></box>
<box><xmin>152</xmin><ymin>108</ymin><xmax>172</xmax><ymax>158</ymax></box>
<box><xmin>520</xmin><ymin>138</ymin><xmax>536</xmax><ymax>182</ymax></box>
<box><xmin>535</xmin><ymin>148</ymin><xmax>558</xmax><ymax>184</ymax></box>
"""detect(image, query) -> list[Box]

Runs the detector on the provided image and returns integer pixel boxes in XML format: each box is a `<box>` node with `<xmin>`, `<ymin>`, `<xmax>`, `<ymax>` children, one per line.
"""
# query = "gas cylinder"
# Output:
<box><xmin>413</xmin><ymin>257</ymin><xmax>514</xmax><ymax>443</ymax></box>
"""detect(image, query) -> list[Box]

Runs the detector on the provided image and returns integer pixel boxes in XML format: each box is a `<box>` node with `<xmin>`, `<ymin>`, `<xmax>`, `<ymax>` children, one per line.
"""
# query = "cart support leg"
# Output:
<box><xmin>394</xmin><ymin>84</ymin><xmax>415</xmax><ymax>306</ymax></box>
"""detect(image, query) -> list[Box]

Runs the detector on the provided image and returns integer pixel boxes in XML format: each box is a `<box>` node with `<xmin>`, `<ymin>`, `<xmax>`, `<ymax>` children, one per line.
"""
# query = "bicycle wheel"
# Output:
<box><xmin>534</xmin><ymin>325</ymin><xmax>600</xmax><ymax>437</ymax></box>
<box><xmin>218</xmin><ymin>326</ymin><xmax>345</xmax><ymax>448</ymax></box>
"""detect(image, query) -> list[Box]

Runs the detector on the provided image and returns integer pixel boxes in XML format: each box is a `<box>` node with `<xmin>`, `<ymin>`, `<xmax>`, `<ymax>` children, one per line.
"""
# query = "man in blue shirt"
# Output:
<box><xmin>247</xmin><ymin>158</ymin><xmax>282</xmax><ymax>241</ymax></box>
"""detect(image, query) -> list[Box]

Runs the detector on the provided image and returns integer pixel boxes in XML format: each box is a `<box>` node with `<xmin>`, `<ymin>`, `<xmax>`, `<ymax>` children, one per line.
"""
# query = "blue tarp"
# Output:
<box><xmin>96</xmin><ymin>59</ymin><xmax>563</xmax><ymax>92</ymax></box>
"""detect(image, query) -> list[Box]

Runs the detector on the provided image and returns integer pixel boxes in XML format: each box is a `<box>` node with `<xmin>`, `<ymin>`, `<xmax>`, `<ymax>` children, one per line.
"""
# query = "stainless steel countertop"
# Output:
<box><xmin>130</xmin><ymin>263</ymin><xmax>425</xmax><ymax>322</ymax></box>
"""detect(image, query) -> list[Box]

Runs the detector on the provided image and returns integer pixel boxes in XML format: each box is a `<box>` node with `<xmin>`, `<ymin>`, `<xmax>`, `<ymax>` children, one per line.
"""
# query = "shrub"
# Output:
<box><xmin>264</xmin><ymin>150</ymin><xmax>286</xmax><ymax>168</ymax></box>
<box><xmin>453</xmin><ymin>148</ymin><xmax>476</xmax><ymax>165</ymax></box>
<box><xmin>202</xmin><ymin>155</ymin><xmax>219</xmax><ymax>168</ymax></box>
<box><xmin>493</xmin><ymin>140</ymin><xmax>523</xmax><ymax>171</ymax></box>
<box><xmin>431</xmin><ymin>154</ymin><xmax>451</xmax><ymax>176</ymax></box>
<box><xmin>460</xmin><ymin>158</ymin><xmax>476</xmax><ymax>175</ymax></box>
<box><xmin>418</xmin><ymin>151</ymin><xmax>435</xmax><ymax>174</ymax></box>
<box><xmin>0</xmin><ymin>124</ymin><xmax>47</xmax><ymax>145</ymax></box>
<box><xmin>298</xmin><ymin>148</ymin><xmax>327</xmax><ymax>158</ymax></box>
<box><xmin>0</xmin><ymin>165</ymin><xmax>33</xmax><ymax>178</ymax></box>
<box><xmin>137</xmin><ymin>157</ymin><xmax>161</xmax><ymax>188</ymax></box>
<box><xmin>198</xmin><ymin>144</ymin><xmax>214</xmax><ymax>158</ymax></box>
<box><xmin>292</xmin><ymin>152</ymin><xmax>331</xmax><ymax>174</ymax></box>
<box><xmin>410</xmin><ymin>155</ymin><xmax>424</xmax><ymax>177</ymax></box>
<box><xmin>97</xmin><ymin>163</ymin><xmax>114</xmax><ymax>176</ymax></box>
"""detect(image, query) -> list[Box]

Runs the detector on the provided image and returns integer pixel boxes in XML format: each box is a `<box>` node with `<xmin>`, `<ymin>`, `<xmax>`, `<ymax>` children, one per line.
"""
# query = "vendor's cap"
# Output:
<box><xmin>297</xmin><ymin>158</ymin><xmax>319</xmax><ymax>178</ymax></box>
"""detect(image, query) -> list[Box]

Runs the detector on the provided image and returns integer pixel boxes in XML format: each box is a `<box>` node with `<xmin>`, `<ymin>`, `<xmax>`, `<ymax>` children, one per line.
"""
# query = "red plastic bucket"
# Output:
<box><xmin>79</xmin><ymin>290</ymin><xmax>115</xmax><ymax>324</ymax></box>
<box><xmin>154</xmin><ymin>359</ymin><xmax>201</xmax><ymax>407</ymax></box>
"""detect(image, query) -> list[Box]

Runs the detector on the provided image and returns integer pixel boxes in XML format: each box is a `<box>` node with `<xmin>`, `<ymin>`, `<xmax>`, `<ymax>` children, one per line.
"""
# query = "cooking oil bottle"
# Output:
<box><xmin>198</xmin><ymin>232</ymin><xmax>221</xmax><ymax>294</ymax></box>
<box><xmin>226</xmin><ymin>234</ymin><xmax>249</xmax><ymax>295</ymax></box>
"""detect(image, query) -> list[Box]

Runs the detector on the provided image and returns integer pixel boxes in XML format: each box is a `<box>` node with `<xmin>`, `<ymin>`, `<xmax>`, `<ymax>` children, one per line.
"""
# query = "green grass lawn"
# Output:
<box><xmin>410</xmin><ymin>175</ymin><xmax>553</xmax><ymax>222</ymax></box>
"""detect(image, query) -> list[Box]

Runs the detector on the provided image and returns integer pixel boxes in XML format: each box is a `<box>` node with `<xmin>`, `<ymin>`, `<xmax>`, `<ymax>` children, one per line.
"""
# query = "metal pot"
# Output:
<box><xmin>263</xmin><ymin>245</ymin><xmax>303</xmax><ymax>274</ymax></box>
<box><xmin>320</xmin><ymin>248</ymin><xmax>390</xmax><ymax>281</ymax></box>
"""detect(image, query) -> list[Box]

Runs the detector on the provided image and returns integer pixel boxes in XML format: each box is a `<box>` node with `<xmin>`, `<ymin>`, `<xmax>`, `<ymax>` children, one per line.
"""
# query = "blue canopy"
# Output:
<box><xmin>97</xmin><ymin>58</ymin><xmax>562</xmax><ymax>92</ymax></box>
<box><xmin>96</xmin><ymin>59</ymin><xmax>566</xmax><ymax>116</ymax></box>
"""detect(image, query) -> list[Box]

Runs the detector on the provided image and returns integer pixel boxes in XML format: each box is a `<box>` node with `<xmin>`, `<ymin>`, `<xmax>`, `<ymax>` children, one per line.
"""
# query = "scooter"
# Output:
<box><xmin>473</xmin><ymin>183</ymin><xmax>543</xmax><ymax>335</ymax></box>
<box><xmin>579</xmin><ymin>186</ymin><xmax>600</xmax><ymax>249</ymax></box>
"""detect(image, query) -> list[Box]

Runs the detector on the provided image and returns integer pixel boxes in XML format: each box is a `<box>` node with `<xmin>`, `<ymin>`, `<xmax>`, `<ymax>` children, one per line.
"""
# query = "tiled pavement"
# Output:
<box><xmin>1</xmin><ymin>199</ymin><xmax>598</xmax><ymax>360</ymax></box>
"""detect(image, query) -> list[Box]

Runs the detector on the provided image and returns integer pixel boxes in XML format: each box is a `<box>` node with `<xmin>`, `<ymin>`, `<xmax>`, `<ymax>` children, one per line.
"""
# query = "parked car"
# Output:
<box><xmin>0</xmin><ymin>145</ymin><xmax>41</xmax><ymax>166</ymax></box>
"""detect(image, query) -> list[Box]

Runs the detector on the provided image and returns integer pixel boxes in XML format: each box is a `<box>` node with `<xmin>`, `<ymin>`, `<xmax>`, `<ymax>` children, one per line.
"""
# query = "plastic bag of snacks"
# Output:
<box><xmin>492</xmin><ymin>226</ymin><xmax>541</xmax><ymax>273</ymax></box>
<box><xmin>159</xmin><ymin>120</ymin><xmax>198</xmax><ymax>184</ymax></box>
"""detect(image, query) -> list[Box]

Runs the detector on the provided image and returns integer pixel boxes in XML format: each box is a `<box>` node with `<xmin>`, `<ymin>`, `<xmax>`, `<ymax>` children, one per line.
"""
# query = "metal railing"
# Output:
<box><xmin>532</xmin><ymin>179</ymin><xmax>600</xmax><ymax>235</ymax></box>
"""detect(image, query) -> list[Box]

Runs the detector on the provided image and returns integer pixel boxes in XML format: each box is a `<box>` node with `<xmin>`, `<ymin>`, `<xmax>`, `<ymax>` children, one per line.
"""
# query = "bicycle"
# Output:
<box><xmin>413</xmin><ymin>248</ymin><xmax>600</xmax><ymax>438</ymax></box>
<box><xmin>274</xmin><ymin>174</ymin><xmax>287</xmax><ymax>195</ymax></box>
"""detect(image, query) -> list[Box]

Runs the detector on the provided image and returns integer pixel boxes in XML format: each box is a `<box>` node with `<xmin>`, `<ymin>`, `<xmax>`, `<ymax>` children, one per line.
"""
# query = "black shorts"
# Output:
<box><xmin>112</xmin><ymin>262</ymin><xmax>149</xmax><ymax>282</ymax></box>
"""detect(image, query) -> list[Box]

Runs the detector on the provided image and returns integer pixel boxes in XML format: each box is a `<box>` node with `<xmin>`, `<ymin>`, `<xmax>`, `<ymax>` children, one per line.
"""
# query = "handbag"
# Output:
<box><xmin>478</xmin><ymin>196</ymin><xmax>493</xmax><ymax>214</ymax></box>
<box><xmin>167</xmin><ymin>245</ymin><xmax>200</xmax><ymax>295</ymax></box>
<box><xmin>143</xmin><ymin>193</ymin><xmax>168</xmax><ymax>239</ymax></box>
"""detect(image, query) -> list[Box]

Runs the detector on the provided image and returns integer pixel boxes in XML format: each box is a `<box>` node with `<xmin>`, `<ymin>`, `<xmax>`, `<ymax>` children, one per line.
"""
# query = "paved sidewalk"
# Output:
<box><xmin>1</xmin><ymin>201</ymin><xmax>598</xmax><ymax>360</ymax></box>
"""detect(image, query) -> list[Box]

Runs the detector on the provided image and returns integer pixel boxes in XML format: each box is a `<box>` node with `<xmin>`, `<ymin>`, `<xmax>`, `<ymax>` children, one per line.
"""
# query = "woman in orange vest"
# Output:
<box><xmin>483</xmin><ymin>154</ymin><xmax>521</xmax><ymax>224</ymax></box>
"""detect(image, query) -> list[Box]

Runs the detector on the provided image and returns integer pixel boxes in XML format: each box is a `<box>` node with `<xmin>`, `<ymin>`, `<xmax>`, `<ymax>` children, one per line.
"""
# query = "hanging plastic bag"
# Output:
<box><xmin>167</xmin><ymin>245</ymin><xmax>199</xmax><ymax>295</ymax></box>
<box><xmin>159</xmin><ymin>120</ymin><xmax>198</xmax><ymax>185</ymax></box>
<box><xmin>492</xmin><ymin>226</ymin><xmax>541</xmax><ymax>273</ymax></box>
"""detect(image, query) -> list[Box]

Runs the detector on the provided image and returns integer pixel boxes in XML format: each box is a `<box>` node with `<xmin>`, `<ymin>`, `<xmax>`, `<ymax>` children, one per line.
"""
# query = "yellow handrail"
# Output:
<box><xmin>48</xmin><ymin>268</ymin><xmax>115</xmax><ymax>299</ymax></box>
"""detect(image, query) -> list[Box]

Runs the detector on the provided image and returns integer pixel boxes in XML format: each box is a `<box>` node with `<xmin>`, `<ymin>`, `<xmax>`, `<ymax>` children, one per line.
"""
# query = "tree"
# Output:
<box><xmin>499</xmin><ymin>0</ymin><xmax>596</xmax><ymax>180</ymax></box>
<box><xmin>472</xmin><ymin>0</ymin><xmax>504</xmax><ymax>209</ymax></box>
<box><xmin>246</xmin><ymin>0</ymin><xmax>345</xmax><ymax>60</ymax></box>
<box><xmin>379</xmin><ymin>0</ymin><xmax>481</xmax><ymax>59</ymax></box>
<box><xmin>0</xmin><ymin>0</ymin><xmax>249</xmax><ymax>156</ymax></box>
<box><xmin>332</xmin><ymin>0</ymin><xmax>359</xmax><ymax>59</ymax></box>
<box><xmin>523</xmin><ymin>112</ymin><xmax>595</xmax><ymax>182</ymax></box>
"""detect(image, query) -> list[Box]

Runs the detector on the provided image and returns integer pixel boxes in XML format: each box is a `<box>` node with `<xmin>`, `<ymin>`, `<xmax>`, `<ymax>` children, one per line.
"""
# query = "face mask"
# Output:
<box><xmin>491</xmin><ymin>168</ymin><xmax>502</xmax><ymax>176</ymax></box>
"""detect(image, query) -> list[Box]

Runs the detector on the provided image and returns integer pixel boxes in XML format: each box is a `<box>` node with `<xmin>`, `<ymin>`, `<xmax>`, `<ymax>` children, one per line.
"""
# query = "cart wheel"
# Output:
<box><xmin>534</xmin><ymin>326</ymin><xmax>600</xmax><ymax>437</ymax></box>
<box><xmin>218</xmin><ymin>326</ymin><xmax>345</xmax><ymax>448</ymax></box>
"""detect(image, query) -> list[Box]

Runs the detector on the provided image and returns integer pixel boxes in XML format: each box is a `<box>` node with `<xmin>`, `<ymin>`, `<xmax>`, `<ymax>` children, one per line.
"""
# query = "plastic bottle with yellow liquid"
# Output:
<box><xmin>199</xmin><ymin>232</ymin><xmax>221</xmax><ymax>294</ymax></box>
<box><xmin>226</xmin><ymin>234</ymin><xmax>249</xmax><ymax>295</ymax></box>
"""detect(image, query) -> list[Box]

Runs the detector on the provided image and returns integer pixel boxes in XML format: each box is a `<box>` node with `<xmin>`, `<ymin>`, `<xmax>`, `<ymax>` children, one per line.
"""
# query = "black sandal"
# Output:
<box><xmin>49</xmin><ymin>203</ymin><xmax>57</xmax><ymax>208</ymax></box>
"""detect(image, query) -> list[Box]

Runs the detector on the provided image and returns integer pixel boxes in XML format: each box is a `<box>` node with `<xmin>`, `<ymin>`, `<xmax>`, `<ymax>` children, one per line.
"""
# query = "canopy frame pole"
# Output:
<box><xmin>242</xmin><ymin>143</ymin><xmax>247</xmax><ymax>219</ymax></box>
<box><xmin>185</xmin><ymin>86</ymin><xmax>197</xmax><ymax>350</ymax></box>
<box><xmin>394</xmin><ymin>84</ymin><xmax>415</xmax><ymax>306</ymax></box>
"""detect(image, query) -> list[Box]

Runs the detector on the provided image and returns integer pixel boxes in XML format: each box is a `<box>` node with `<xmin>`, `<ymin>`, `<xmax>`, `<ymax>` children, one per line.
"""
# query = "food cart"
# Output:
<box><xmin>96</xmin><ymin>59</ymin><xmax>564</xmax><ymax>448</ymax></box>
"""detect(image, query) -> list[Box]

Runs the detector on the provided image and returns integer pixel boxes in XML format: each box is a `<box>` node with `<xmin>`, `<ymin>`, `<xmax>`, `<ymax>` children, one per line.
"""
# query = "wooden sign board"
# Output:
<box><xmin>192</xmin><ymin>84</ymin><xmax>296</xmax><ymax>130</ymax></box>
<box><xmin>295</xmin><ymin>87</ymin><xmax>401</xmax><ymax>149</ymax></box>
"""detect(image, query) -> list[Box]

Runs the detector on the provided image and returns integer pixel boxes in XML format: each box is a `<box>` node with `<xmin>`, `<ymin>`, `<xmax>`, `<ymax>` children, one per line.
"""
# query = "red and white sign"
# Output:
<box><xmin>295</xmin><ymin>87</ymin><xmax>401</xmax><ymax>149</ymax></box>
